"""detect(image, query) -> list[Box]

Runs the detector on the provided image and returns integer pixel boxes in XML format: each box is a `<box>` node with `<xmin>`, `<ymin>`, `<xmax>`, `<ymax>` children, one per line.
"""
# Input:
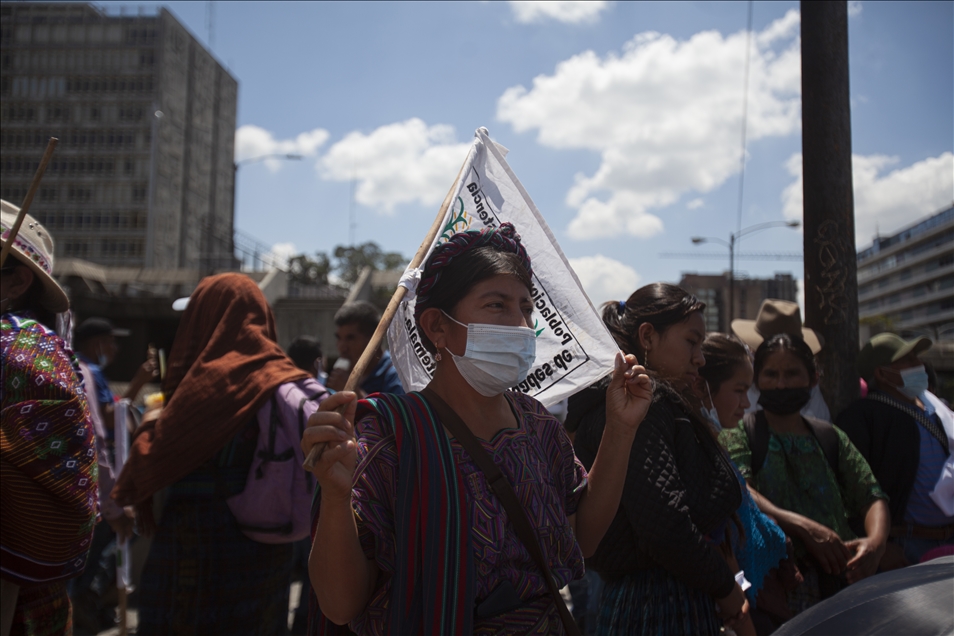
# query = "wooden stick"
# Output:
<box><xmin>118</xmin><ymin>586</ymin><xmax>128</xmax><ymax>636</ymax></box>
<box><xmin>303</xmin><ymin>157</ymin><xmax>469</xmax><ymax>471</ymax></box>
<box><xmin>0</xmin><ymin>138</ymin><xmax>58</xmax><ymax>268</ymax></box>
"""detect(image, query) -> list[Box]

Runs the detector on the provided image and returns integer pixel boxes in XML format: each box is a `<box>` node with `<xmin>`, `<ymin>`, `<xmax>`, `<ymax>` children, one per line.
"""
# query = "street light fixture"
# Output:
<box><xmin>690</xmin><ymin>219</ymin><xmax>801</xmax><ymax>326</ymax></box>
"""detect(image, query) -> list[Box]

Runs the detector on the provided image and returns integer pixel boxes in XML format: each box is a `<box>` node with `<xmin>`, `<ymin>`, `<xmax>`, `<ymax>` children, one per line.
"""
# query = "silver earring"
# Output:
<box><xmin>435</xmin><ymin>351</ymin><xmax>442</xmax><ymax>362</ymax></box>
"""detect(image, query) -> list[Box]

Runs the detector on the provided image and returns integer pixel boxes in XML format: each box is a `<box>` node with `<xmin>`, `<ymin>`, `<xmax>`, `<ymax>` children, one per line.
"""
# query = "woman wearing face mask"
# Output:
<box><xmin>720</xmin><ymin>334</ymin><xmax>890</xmax><ymax>614</ymax></box>
<box><xmin>567</xmin><ymin>285</ymin><xmax>753</xmax><ymax>636</ymax></box>
<box><xmin>698</xmin><ymin>334</ymin><xmax>795</xmax><ymax>635</ymax></box>
<box><xmin>302</xmin><ymin>224</ymin><xmax>652</xmax><ymax>635</ymax></box>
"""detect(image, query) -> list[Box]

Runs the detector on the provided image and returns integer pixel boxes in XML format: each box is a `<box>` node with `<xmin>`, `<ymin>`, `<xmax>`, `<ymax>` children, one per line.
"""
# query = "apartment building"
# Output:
<box><xmin>678</xmin><ymin>272</ymin><xmax>797</xmax><ymax>334</ymax></box>
<box><xmin>0</xmin><ymin>2</ymin><xmax>237</xmax><ymax>270</ymax></box>
<box><xmin>857</xmin><ymin>206</ymin><xmax>954</xmax><ymax>342</ymax></box>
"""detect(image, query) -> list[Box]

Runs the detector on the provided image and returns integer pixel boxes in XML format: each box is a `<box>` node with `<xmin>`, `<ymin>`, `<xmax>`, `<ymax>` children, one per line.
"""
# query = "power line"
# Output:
<box><xmin>736</xmin><ymin>0</ymin><xmax>754</xmax><ymax>239</ymax></box>
<box><xmin>662</xmin><ymin>251</ymin><xmax>803</xmax><ymax>260</ymax></box>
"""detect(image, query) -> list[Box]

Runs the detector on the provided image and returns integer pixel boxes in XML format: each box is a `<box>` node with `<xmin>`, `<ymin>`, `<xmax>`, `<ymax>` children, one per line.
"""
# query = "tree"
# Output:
<box><xmin>333</xmin><ymin>242</ymin><xmax>407</xmax><ymax>285</ymax></box>
<box><xmin>287</xmin><ymin>252</ymin><xmax>331</xmax><ymax>286</ymax></box>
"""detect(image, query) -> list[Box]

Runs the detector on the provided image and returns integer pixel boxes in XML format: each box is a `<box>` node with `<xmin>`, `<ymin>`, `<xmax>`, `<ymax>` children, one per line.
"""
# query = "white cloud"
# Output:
<box><xmin>318</xmin><ymin>119</ymin><xmax>470</xmax><ymax>214</ymax></box>
<box><xmin>497</xmin><ymin>10</ymin><xmax>803</xmax><ymax>240</ymax></box>
<box><xmin>687</xmin><ymin>198</ymin><xmax>704</xmax><ymax>210</ymax></box>
<box><xmin>848</xmin><ymin>1</ymin><xmax>863</xmax><ymax>18</ymax></box>
<box><xmin>235</xmin><ymin>125</ymin><xmax>329</xmax><ymax>171</ymax></box>
<box><xmin>268</xmin><ymin>242</ymin><xmax>298</xmax><ymax>269</ymax></box>
<box><xmin>781</xmin><ymin>151</ymin><xmax>954</xmax><ymax>245</ymax></box>
<box><xmin>567</xmin><ymin>254</ymin><xmax>641</xmax><ymax>307</ymax></box>
<box><xmin>508</xmin><ymin>1</ymin><xmax>609</xmax><ymax>25</ymax></box>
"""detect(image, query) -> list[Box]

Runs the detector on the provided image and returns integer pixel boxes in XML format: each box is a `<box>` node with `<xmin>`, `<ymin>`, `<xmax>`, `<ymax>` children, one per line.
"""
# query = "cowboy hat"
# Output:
<box><xmin>731</xmin><ymin>299</ymin><xmax>824</xmax><ymax>354</ymax></box>
<box><xmin>1</xmin><ymin>199</ymin><xmax>70</xmax><ymax>313</ymax></box>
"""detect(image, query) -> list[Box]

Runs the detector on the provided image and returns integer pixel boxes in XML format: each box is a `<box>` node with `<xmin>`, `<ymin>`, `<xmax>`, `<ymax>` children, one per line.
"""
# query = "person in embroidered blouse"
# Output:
<box><xmin>1</xmin><ymin>201</ymin><xmax>98</xmax><ymax>636</ymax></box>
<box><xmin>720</xmin><ymin>333</ymin><xmax>890</xmax><ymax>615</ymax></box>
<box><xmin>301</xmin><ymin>224</ymin><xmax>652</xmax><ymax>635</ymax></box>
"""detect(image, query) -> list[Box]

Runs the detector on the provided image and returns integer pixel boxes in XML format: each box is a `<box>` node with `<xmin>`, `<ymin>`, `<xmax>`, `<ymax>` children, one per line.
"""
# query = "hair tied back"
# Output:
<box><xmin>617</xmin><ymin>300</ymin><xmax>626</xmax><ymax>316</ymax></box>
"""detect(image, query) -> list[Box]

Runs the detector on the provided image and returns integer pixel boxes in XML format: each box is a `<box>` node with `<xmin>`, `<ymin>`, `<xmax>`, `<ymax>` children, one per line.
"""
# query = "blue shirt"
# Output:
<box><xmin>76</xmin><ymin>353</ymin><xmax>114</xmax><ymax>409</ymax></box>
<box><xmin>904</xmin><ymin>397</ymin><xmax>954</xmax><ymax>526</ymax></box>
<box><xmin>361</xmin><ymin>350</ymin><xmax>404</xmax><ymax>395</ymax></box>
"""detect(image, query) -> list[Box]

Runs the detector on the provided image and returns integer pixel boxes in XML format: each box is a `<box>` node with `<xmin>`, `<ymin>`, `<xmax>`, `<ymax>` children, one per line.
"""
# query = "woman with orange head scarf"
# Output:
<box><xmin>114</xmin><ymin>273</ymin><xmax>327</xmax><ymax>634</ymax></box>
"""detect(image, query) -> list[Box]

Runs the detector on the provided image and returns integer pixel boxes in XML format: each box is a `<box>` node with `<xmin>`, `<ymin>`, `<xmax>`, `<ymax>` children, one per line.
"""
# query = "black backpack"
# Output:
<box><xmin>743</xmin><ymin>410</ymin><xmax>840</xmax><ymax>477</ymax></box>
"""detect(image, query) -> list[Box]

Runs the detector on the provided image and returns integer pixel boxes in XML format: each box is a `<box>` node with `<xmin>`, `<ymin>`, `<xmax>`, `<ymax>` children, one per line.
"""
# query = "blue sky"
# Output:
<box><xmin>103</xmin><ymin>0</ymin><xmax>952</xmax><ymax>305</ymax></box>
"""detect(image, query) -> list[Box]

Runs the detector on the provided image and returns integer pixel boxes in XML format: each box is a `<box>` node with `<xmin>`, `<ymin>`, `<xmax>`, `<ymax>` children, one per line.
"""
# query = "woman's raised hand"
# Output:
<box><xmin>302</xmin><ymin>391</ymin><xmax>359</xmax><ymax>502</ymax></box>
<box><xmin>605</xmin><ymin>352</ymin><xmax>653</xmax><ymax>435</ymax></box>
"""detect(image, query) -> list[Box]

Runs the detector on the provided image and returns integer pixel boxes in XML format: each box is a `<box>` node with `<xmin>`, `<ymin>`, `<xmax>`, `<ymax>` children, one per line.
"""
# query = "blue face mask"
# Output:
<box><xmin>897</xmin><ymin>365</ymin><xmax>929</xmax><ymax>400</ymax></box>
<box><xmin>441</xmin><ymin>312</ymin><xmax>536</xmax><ymax>397</ymax></box>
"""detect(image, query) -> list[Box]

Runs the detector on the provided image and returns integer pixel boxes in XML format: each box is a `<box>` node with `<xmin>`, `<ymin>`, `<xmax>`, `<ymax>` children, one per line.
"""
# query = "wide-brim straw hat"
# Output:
<box><xmin>1</xmin><ymin>199</ymin><xmax>69</xmax><ymax>313</ymax></box>
<box><xmin>731</xmin><ymin>299</ymin><xmax>824</xmax><ymax>354</ymax></box>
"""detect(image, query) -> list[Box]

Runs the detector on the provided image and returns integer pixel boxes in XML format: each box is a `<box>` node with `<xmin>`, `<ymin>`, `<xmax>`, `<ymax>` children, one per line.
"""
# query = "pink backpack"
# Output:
<box><xmin>226</xmin><ymin>378</ymin><xmax>327</xmax><ymax>543</ymax></box>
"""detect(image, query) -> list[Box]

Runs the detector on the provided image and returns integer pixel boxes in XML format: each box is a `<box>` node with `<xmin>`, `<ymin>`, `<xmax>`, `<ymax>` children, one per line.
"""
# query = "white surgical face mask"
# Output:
<box><xmin>702</xmin><ymin>382</ymin><xmax>722</xmax><ymax>432</ymax></box>
<box><xmin>897</xmin><ymin>365</ymin><xmax>929</xmax><ymax>400</ymax></box>
<box><xmin>442</xmin><ymin>311</ymin><xmax>536</xmax><ymax>397</ymax></box>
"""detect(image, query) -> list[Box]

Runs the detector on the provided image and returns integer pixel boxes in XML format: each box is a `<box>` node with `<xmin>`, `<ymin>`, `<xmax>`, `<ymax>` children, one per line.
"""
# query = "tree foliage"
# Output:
<box><xmin>287</xmin><ymin>242</ymin><xmax>407</xmax><ymax>287</ymax></box>
<box><xmin>288</xmin><ymin>252</ymin><xmax>332</xmax><ymax>286</ymax></box>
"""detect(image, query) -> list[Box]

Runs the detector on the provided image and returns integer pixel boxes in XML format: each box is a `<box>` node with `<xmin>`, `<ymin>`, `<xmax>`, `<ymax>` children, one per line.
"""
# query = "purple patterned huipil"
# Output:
<box><xmin>349</xmin><ymin>392</ymin><xmax>587</xmax><ymax>635</ymax></box>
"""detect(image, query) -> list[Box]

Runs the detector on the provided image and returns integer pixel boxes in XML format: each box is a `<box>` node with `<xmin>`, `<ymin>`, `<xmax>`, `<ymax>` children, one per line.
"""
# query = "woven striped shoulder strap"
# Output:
<box><xmin>866</xmin><ymin>392</ymin><xmax>949</xmax><ymax>453</ymax></box>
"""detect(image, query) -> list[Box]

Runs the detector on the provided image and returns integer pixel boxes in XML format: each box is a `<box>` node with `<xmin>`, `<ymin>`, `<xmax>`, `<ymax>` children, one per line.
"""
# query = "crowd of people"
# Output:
<box><xmin>2</xmin><ymin>202</ymin><xmax>952</xmax><ymax>636</ymax></box>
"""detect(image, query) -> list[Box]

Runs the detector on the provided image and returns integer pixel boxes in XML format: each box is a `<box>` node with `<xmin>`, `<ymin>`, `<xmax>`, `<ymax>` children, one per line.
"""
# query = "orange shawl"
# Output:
<box><xmin>112</xmin><ymin>273</ymin><xmax>308</xmax><ymax>507</ymax></box>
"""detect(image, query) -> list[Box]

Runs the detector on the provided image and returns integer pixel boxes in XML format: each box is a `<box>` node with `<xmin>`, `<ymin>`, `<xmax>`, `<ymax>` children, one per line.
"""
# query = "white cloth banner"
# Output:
<box><xmin>114</xmin><ymin>399</ymin><xmax>132</xmax><ymax>592</ymax></box>
<box><xmin>388</xmin><ymin>127</ymin><xmax>619</xmax><ymax>407</ymax></box>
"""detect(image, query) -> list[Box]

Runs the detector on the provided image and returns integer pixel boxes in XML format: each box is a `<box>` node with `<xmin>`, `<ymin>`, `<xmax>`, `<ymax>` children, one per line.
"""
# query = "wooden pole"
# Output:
<box><xmin>303</xmin><ymin>158</ymin><xmax>468</xmax><ymax>470</ymax></box>
<box><xmin>117</xmin><ymin>586</ymin><xmax>128</xmax><ymax>636</ymax></box>
<box><xmin>800</xmin><ymin>1</ymin><xmax>859</xmax><ymax>419</ymax></box>
<box><xmin>0</xmin><ymin>138</ymin><xmax>58</xmax><ymax>268</ymax></box>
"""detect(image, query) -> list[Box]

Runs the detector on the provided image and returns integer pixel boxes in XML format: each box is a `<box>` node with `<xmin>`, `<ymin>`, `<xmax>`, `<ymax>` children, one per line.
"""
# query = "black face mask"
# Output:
<box><xmin>758</xmin><ymin>387</ymin><xmax>811</xmax><ymax>415</ymax></box>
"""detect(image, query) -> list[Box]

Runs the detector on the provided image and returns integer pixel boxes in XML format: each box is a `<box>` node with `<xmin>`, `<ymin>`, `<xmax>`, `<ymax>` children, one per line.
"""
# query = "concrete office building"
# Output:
<box><xmin>0</xmin><ymin>2</ymin><xmax>237</xmax><ymax>270</ymax></box>
<box><xmin>857</xmin><ymin>206</ymin><xmax>954</xmax><ymax>342</ymax></box>
<box><xmin>678</xmin><ymin>272</ymin><xmax>798</xmax><ymax>334</ymax></box>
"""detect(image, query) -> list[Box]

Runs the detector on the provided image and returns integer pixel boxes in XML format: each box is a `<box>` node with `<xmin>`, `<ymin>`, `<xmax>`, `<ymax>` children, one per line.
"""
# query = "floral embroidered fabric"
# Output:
<box><xmin>721</xmin><ymin>424</ymin><xmax>887</xmax><ymax>560</ymax></box>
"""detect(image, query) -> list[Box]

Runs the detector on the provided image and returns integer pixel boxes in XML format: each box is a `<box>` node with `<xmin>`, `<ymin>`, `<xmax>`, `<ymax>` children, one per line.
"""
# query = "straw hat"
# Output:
<box><xmin>1</xmin><ymin>199</ymin><xmax>69</xmax><ymax>313</ymax></box>
<box><xmin>731</xmin><ymin>299</ymin><xmax>824</xmax><ymax>354</ymax></box>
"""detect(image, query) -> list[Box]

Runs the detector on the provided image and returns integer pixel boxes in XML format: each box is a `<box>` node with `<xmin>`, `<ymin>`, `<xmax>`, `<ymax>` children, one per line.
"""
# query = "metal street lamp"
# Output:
<box><xmin>691</xmin><ymin>220</ymin><xmax>800</xmax><ymax>326</ymax></box>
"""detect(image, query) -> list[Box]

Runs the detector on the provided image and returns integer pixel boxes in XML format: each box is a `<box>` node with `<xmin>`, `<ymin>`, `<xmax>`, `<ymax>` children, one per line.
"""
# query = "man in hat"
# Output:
<box><xmin>836</xmin><ymin>333</ymin><xmax>954</xmax><ymax>568</ymax></box>
<box><xmin>732</xmin><ymin>299</ymin><xmax>832</xmax><ymax>421</ymax></box>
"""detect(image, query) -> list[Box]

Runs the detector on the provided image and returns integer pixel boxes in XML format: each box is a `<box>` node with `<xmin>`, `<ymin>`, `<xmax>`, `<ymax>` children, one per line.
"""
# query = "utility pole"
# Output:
<box><xmin>800</xmin><ymin>1</ymin><xmax>859</xmax><ymax>418</ymax></box>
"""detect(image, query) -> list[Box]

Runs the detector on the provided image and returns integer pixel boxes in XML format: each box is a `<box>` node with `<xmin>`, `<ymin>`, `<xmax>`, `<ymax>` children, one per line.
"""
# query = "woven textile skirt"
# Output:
<box><xmin>9</xmin><ymin>581</ymin><xmax>71</xmax><ymax>636</ymax></box>
<box><xmin>596</xmin><ymin>568</ymin><xmax>722</xmax><ymax>636</ymax></box>
<box><xmin>138</xmin><ymin>494</ymin><xmax>293</xmax><ymax>635</ymax></box>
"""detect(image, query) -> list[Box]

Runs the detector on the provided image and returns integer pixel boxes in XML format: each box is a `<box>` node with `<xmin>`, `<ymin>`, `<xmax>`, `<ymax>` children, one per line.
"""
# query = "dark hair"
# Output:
<box><xmin>286</xmin><ymin>336</ymin><xmax>322</xmax><ymax>372</ymax></box>
<box><xmin>334</xmin><ymin>301</ymin><xmax>380</xmax><ymax>337</ymax></box>
<box><xmin>699</xmin><ymin>333</ymin><xmax>751</xmax><ymax>394</ymax></box>
<box><xmin>415</xmin><ymin>246</ymin><xmax>532</xmax><ymax>353</ymax></box>
<box><xmin>753</xmin><ymin>333</ymin><xmax>816</xmax><ymax>380</ymax></box>
<box><xmin>602</xmin><ymin>283</ymin><xmax>705</xmax><ymax>365</ymax></box>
